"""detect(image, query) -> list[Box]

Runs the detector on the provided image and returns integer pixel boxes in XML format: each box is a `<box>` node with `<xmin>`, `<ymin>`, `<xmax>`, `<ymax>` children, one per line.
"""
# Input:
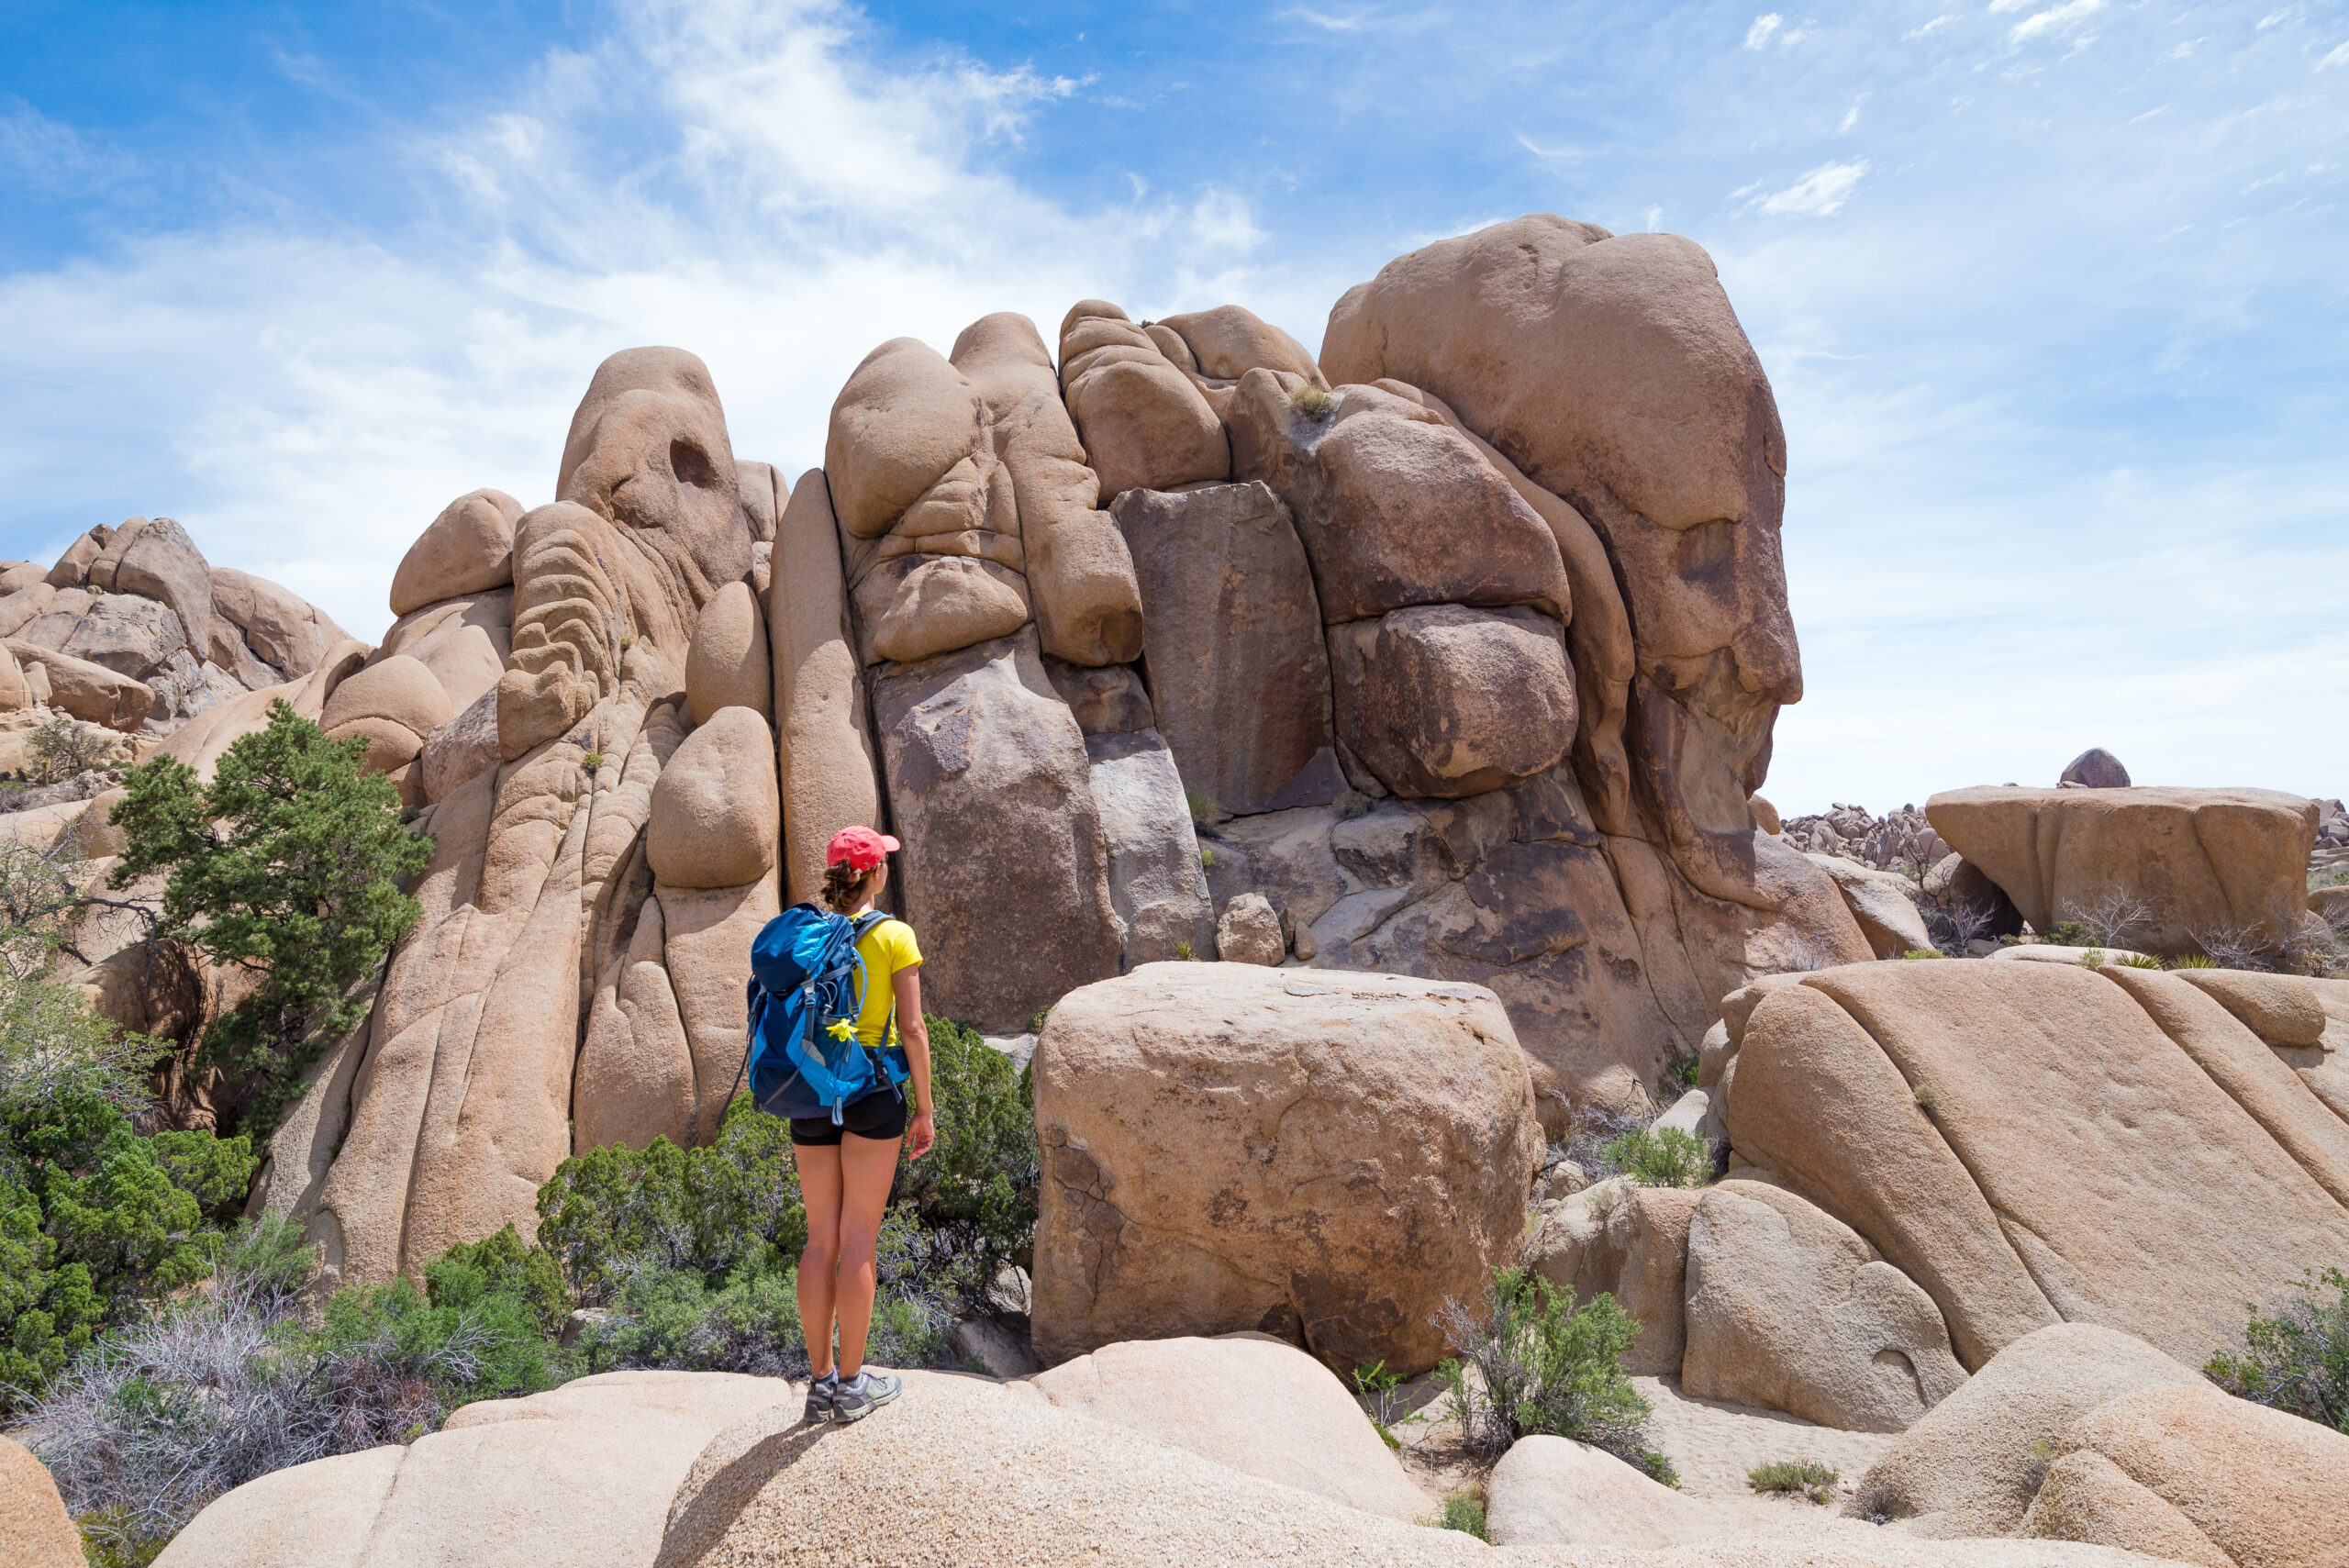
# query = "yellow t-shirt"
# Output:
<box><xmin>852</xmin><ymin>917</ymin><xmax>921</xmax><ymax>1049</ymax></box>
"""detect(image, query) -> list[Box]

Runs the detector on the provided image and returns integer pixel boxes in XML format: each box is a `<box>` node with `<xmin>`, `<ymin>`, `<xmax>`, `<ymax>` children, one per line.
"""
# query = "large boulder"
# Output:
<box><xmin>1028</xmin><ymin>1333</ymin><xmax>1434</xmax><ymax>1523</ymax></box>
<box><xmin>389</xmin><ymin>488</ymin><xmax>522</xmax><ymax>615</ymax></box>
<box><xmin>1681</xmin><ymin>1179</ymin><xmax>1967</xmax><ymax>1432</ymax></box>
<box><xmin>1324</xmin><ymin>217</ymin><xmax>1799</xmax><ymax>904</ymax></box>
<box><xmin>322</xmin><ymin>653</ymin><xmax>457</xmax><ymax>775</ymax></box>
<box><xmin>1808</xmin><ymin>854</ymin><xmax>1936</xmax><ymax>958</ymax></box>
<box><xmin>684</xmin><ymin>578</ymin><xmax>771</xmax><ymax>725</ymax></box>
<box><xmin>0</xmin><ymin>1435</ymin><xmax>82</xmax><ymax>1568</ymax></box>
<box><xmin>209</xmin><ymin>565</ymin><xmax>352</xmax><ymax>680</ymax></box>
<box><xmin>2033</xmin><ymin>1380</ymin><xmax>2349</xmax><ymax>1568</ymax></box>
<box><xmin>1112</xmin><ymin>482</ymin><xmax>1342</xmax><ymax>816</ymax></box>
<box><xmin>654</xmin><ymin>1370</ymin><xmax>1487</xmax><ymax>1568</ymax></box>
<box><xmin>6</xmin><ymin>639</ymin><xmax>154</xmax><ymax>730</ymax></box>
<box><xmin>1030</xmin><ymin>963</ymin><xmax>1541</xmax><ymax>1375</ymax></box>
<box><xmin>1082</xmin><ymin>728</ymin><xmax>1215</xmax><ymax>968</ymax></box>
<box><xmin>1927</xmin><ymin>786</ymin><xmax>2320</xmax><ymax>956</ymax></box>
<box><xmin>648</xmin><ymin>706</ymin><xmax>780</xmax><ymax>890</ymax></box>
<box><xmin>1227</xmin><ymin>373</ymin><xmax>1571</xmax><ymax>626</ymax></box>
<box><xmin>375</xmin><ymin>589</ymin><xmax>512</xmax><ymax>717</ymax></box>
<box><xmin>1721</xmin><ymin>962</ymin><xmax>2349</xmax><ymax>1373</ymax></box>
<box><xmin>1056</xmin><ymin>300</ymin><xmax>1228</xmax><ymax>500</ymax></box>
<box><xmin>769</xmin><ymin>470</ymin><xmax>882</xmax><ymax>907</ymax></box>
<box><xmin>151</xmin><ymin>1371</ymin><xmax>796</xmax><ymax>1568</ymax></box>
<box><xmin>1326</xmin><ymin>603</ymin><xmax>1575</xmax><ymax>799</ymax></box>
<box><xmin>1486</xmin><ymin>1435</ymin><xmax>1733</xmax><ymax>1550</ymax></box>
<box><xmin>111</xmin><ymin>516</ymin><xmax>214</xmax><ymax>654</ymax></box>
<box><xmin>58</xmin><ymin>592</ymin><xmax>187</xmax><ymax>678</ymax></box>
<box><xmin>872</xmin><ymin>628</ymin><xmax>1118</xmax><ymax>1030</ymax></box>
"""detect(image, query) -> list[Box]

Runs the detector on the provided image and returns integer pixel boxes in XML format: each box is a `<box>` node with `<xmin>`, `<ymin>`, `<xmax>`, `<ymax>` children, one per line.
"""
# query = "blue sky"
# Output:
<box><xmin>2</xmin><ymin>0</ymin><xmax>2343</xmax><ymax>815</ymax></box>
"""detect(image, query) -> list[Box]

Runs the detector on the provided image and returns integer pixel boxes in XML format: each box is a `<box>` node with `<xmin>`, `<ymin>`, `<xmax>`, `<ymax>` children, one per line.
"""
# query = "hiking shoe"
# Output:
<box><xmin>832</xmin><ymin>1370</ymin><xmax>901</xmax><ymax>1423</ymax></box>
<box><xmin>803</xmin><ymin>1372</ymin><xmax>839</xmax><ymax>1424</ymax></box>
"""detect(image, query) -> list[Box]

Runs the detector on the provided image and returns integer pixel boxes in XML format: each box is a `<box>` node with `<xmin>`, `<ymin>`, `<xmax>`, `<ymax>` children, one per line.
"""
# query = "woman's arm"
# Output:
<box><xmin>894</xmin><ymin>963</ymin><xmax>934</xmax><ymax>1159</ymax></box>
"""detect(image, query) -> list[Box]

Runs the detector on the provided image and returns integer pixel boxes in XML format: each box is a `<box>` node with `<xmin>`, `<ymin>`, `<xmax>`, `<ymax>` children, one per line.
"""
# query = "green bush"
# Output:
<box><xmin>892</xmin><ymin>1016</ymin><xmax>1038</xmax><ymax>1288</ymax></box>
<box><xmin>110</xmin><ymin>700</ymin><xmax>431</xmax><ymax>1139</ymax></box>
<box><xmin>1749</xmin><ymin>1458</ymin><xmax>1837</xmax><ymax>1503</ymax></box>
<box><xmin>1434</xmin><ymin>1493</ymin><xmax>1487</xmax><ymax>1538</ymax></box>
<box><xmin>0</xmin><ymin>971</ymin><xmax>255</xmax><ymax>1410</ymax></box>
<box><xmin>2039</xmin><ymin>920</ymin><xmax>2092</xmax><ymax>948</ymax></box>
<box><xmin>2207</xmin><ymin>1267</ymin><xmax>2349</xmax><ymax>1432</ymax></box>
<box><xmin>577</xmin><ymin>1262</ymin><xmax>806</xmax><ymax>1378</ymax></box>
<box><xmin>535</xmin><ymin>1094</ymin><xmax>805</xmax><ymax>1305</ymax></box>
<box><xmin>1598</xmin><ymin>1125</ymin><xmax>1710</xmax><ymax>1189</ymax></box>
<box><xmin>1435</xmin><ymin>1266</ymin><xmax>1664</xmax><ymax>1477</ymax></box>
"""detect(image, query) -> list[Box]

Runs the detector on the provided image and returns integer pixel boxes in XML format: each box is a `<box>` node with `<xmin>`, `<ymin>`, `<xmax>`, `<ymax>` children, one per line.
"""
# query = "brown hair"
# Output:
<box><xmin>821</xmin><ymin>860</ymin><xmax>880</xmax><ymax>914</ymax></box>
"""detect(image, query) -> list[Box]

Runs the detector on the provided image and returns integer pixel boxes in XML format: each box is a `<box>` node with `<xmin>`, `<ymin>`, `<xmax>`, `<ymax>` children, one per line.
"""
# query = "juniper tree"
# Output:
<box><xmin>109</xmin><ymin>699</ymin><xmax>431</xmax><ymax>1136</ymax></box>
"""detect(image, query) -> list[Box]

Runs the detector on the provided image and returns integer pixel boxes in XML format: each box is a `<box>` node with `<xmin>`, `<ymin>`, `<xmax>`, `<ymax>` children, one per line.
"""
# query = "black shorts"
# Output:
<box><xmin>789</xmin><ymin>1090</ymin><xmax>907</xmax><ymax>1147</ymax></box>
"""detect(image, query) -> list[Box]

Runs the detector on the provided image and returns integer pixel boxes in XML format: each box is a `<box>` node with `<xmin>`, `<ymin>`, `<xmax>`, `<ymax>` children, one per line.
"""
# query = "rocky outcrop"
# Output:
<box><xmin>1720</xmin><ymin>961</ymin><xmax>2349</xmax><ymax>1372</ymax></box>
<box><xmin>1027</xmin><ymin>1333</ymin><xmax>1434</xmax><ymax>1523</ymax></box>
<box><xmin>2060</xmin><ymin>748</ymin><xmax>2130</xmax><ymax>789</ymax></box>
<box><xmin>1853</xmin><ymin>1321</ymin><xmax>2349</xmax><ymax>1568</ymax></box>
<box><xmin>1526</xmin><ymin>1178</ymin><xmax>1701</xmax><ymax>1375</ymax></box>
<box><xmin>1808</xmin><ymin>854</ymin><xmax>1936</xmax><ymax>959</ymax></box>
<box><xmin>150</xmin><ymin>1372</ymin><xmax>796</xmax><ymax>1568</ymax></box>
<box><xmin>1056</xmin><ymin>300</ymin><xmax>1228</xmax><ymax>501</ymax></box>
<box><xmin>1030</xmin><ymin>963</ymin><xmax>1541</xmax><ymax>1375</ymax></box>
<box><xmin>1111</xmin><ymin>482</ymin><xmax>1341</xmax><ymax>816</ymax></box>
<box><xmin>1928</xmin><ymin>785</ymin><xmax>2321</xmax><ymax>957</ymax></box>
<box><xmin>769</xmin><ymin>470</ymin><xmax>880</xmax><ymax>908</ymax></box>
<box><xmin>1681</xmin><ymin>1179</ymin><xmax>1967</xmax><ymax>1431</ymax></box>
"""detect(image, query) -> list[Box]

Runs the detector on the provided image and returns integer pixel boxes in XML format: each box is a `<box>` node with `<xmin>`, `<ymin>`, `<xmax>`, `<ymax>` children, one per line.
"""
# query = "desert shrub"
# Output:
<box><xmin>1434</xmin><ymin>1493</ymin><xmax>1487</xmax><ymax>1538</ymax></box>
<box><xmin>1352</xmin><ymin>1359</ymin><xmax>1419</xmax><ymax>1450</ymax></box>
<box><xmin>28</xmin><ymin>715</ymin><xmax>127</xmax><ymax>786</ymax></box>
<box><xmin>1749</xmin><ymin>1458</ymin><xmax>1837</xmax><ymax>1503</ymax></box>
<box><xmin>1184</xmin><ymin>789</ymin><xmax>1219</xmax><ymax>825</ymax></box>
<box><xmin>1289</xmin><ymin>383</ymin><xmax>1338</xmax><ymax>418</ymax></box>
<box><xmin>2117</xmin><ymin>952</ymin><xmax>2165</xmax><ymax>969</ymax></box>
<box><xmin>890</xmin><ymin>1016</ymin><xmax>1038</xmax><ymax>1291</ymax></box>
<box><xmin>2206</xmin><ymin>1266</ymin><xmax>2349</xmax><ymax>1433</ymax></box>
<box><xmin>1597</xmin><ymin>1125</ymin><xmax>1710</xmax><ymax>1189</ymax></box>
<box><xmin>534</xmin><ymin>1093</ymin><xmax>805</xmax><ymax>1305</ymax></box>
<box><xmin>2038</xmin><ymin>919</ymin><xmax>2093</xmax><ymax>948</ymax></box>
<box><xmin>31</xmin><ymin>1226</ymin><xmax>563</xmax><ymax>1564</ymax></box>
<box><xmin>576</xmin><ymin>1262</ymin><xmax>807</xmax><ymax>1378</ymax></box>
<box><xmin>1434</xmin><ymin>1266</ymin><xmax>1664</xmax><ymax>1477</ymax></box>
<box><xmin>109</xmin><ymin>700</ymin><xmax>431</xmax><ymax>1139</ymax></box>
<box><xmin>1899</xmin><ymin>948</ymin><xmax>1944</xmax><ymax>960</ymax></box>
<box><xmin>0</xmin><ymin>971</ymin><xmax>255</xmax><ymax>1410</ymax></box>
<box><xmin>2167</xmin><ymin>953</ymin><xmax>2221</xmax><ymax>970</ymax></box>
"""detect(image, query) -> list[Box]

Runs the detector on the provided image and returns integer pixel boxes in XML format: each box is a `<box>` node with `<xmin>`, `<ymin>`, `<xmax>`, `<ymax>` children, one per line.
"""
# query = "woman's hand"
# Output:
<box><xmin>907</xmin><ymin>1108</ymin><xmax>936</xmax><ymax>1160</ymax></box>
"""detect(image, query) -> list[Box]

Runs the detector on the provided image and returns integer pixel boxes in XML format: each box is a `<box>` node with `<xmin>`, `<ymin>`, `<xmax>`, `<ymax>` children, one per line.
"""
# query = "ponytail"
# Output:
<box><xmin>821</xmin><ymin>860</ymin><xmax>877</xmax><ymax>913</ymax></box>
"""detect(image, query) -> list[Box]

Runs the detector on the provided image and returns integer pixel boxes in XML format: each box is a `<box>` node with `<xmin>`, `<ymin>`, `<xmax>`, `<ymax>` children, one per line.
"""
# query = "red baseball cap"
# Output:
<box><xmin>826</xmin><ymin>825</ymin><xmax>900</xmax><ymax>872</ymax></box>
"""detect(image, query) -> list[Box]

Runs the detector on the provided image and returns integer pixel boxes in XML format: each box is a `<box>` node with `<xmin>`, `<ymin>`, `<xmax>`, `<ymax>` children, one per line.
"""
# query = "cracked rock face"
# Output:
<box><xmin>1029</xmin><ymin>962</ymin><xmax>1542</xmax><ymax>1375</ymax></box>
<box><xmin>1720</xmin><ymin>960</ymin><xmax>2349</xmax><ymax>1372</ymax></box>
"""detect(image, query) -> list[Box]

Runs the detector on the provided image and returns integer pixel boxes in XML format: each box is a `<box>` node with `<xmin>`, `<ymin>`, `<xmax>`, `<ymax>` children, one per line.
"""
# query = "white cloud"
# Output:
<box><xmin>1757</xmin><ymin>159</ymin><xmax>1870</xmax><ymax>217</ymax></box>
<box><xmin>2319</xmin><ymin>39</ymin><xmax>2349</xmax><ymax>71</ymax></box>
<box><xmin>1745</xmin><ymin>13</ymin><xmax>1783</xmax><ymax>50</ymax></box>
<box><xmin>2009</xmin><ymin>0</ymin><xmax>2105</xmax><ymax>45</ymax></box>
<box><xmin>1838</xmin><ymin>95</ymin><xmax>1866</xmax><ymax>132</ymax></box>
<box><xmin>0</xmin><ymin>0</ymin><xmax>1345</xmax><ymax>639</ymax></box>
<box><xmin>2162</xmin><ymin>39</ymin><xmax>2203</xmax><ymax>61</ymax></box>
<box><xmin>2257</xmin><ymin>7</ymin><xmax>2299</xmax><ymax>28</ymax></box>
<box><xmin>1906</xmin><ymin>15</ymin><xmax>1951</xmax><ymax>37</ymax></box>
<box><xmin>1514</xmin><ymin>132</ymin><xmax>1586</xmax><ymax>161</ymax></box>
<box><xmin>1987</xmin><ymin>0</ymin><xmax>2032</xmax><ymax>14</ymax></box>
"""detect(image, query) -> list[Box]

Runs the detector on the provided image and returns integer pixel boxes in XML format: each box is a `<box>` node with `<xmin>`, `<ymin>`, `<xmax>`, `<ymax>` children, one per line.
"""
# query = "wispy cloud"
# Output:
<box><xmin>2009</xmin><ymin>0</ymin><xmax>2104</xmax><ymax>46</ymax></box>
<box><xmin>1906</xmin><ymin>15</ymin><xmax>1951</xmax><ymax>39</ymax></box>
<box><xmin>2318</xmin><ymin>39</ymin><xmax>2349</xmax><ymax>71</ymax></box>
<box><xmin>1744</xmin><ymin>13</ymin><xmax>1783</xmax><ymax>50</ymax></box>
<box><xmin>1757</xmin><ymin>159</ymin><xmax>1869</xmax><ymax>217</ymax></box>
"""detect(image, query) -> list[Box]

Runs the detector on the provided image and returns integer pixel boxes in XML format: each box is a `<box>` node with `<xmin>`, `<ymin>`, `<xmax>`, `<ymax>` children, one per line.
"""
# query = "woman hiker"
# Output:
<box><xmin>791</xmin><ymin>825</ymin><xmax>934</xmax><ymax>1423</ymax></box>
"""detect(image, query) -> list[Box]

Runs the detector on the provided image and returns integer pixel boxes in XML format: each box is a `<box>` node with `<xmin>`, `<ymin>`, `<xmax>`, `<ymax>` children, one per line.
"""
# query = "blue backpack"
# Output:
<box><xmin>739</xmin><ymin>903</ymin><xmax>909</xmax><ymax>1124</ymax></box>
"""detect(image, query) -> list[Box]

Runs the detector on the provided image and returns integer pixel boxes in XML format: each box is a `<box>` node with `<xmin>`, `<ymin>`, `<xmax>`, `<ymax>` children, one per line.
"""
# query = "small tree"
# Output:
<box><xmin>109</xmin><ymin>700</ymin><xmax>431</xmax><ymax>1137</ymax></box>
<box><xmin>1434</xmin><ymin>1266</ymin><xmax>1669</xmax><ymax>1480</ymax></box>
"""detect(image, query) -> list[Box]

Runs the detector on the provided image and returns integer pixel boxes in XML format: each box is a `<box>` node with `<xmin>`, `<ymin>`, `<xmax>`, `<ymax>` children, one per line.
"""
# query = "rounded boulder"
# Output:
<box><xmin>684</xmin><ymin>579</ymin><xmax>771</xmax><ymax>726</ymax></box>
<box><xmin>1030</xmin><ymin>962</ymin><xmax>1541</xmax><ymax>1376</ymax></box>
<box><xmin>1328</xmin><ymin>603</ymin><xmax>1575</xmax><ymax>798</ymax></box>
<box><xmin>323</xmin><ymin>654</ymin><xmax>457</xmax><ymax>773</ymax></box>
<box><xmin>648</xmin><ymin>706</ymin><xmax>779</xmax><ymax>889</ymax></box>
<box><xmin>388</xmin><ymin>489</ymin><xmax>521</xmax><ymax>617</ymax></box>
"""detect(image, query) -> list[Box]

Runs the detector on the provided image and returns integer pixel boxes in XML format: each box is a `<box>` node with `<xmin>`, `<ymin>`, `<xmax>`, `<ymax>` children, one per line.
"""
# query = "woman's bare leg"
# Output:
<box><xmin>831</xmin><ymin>1130</ymin><xmax>901</xmax><ymax>1379</ymax></box>
<box><xmin>792</xmin><ymin>1141</ymin><xmax>843</xmax><ymax>1377</ymax></box>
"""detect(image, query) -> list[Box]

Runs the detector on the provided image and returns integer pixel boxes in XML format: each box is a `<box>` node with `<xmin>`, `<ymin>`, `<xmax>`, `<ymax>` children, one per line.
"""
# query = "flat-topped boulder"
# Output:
<box><xmin>1926</xmin><ymin>785</ymin><xmax>2319</xmax><ymax>957</ymax></box>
